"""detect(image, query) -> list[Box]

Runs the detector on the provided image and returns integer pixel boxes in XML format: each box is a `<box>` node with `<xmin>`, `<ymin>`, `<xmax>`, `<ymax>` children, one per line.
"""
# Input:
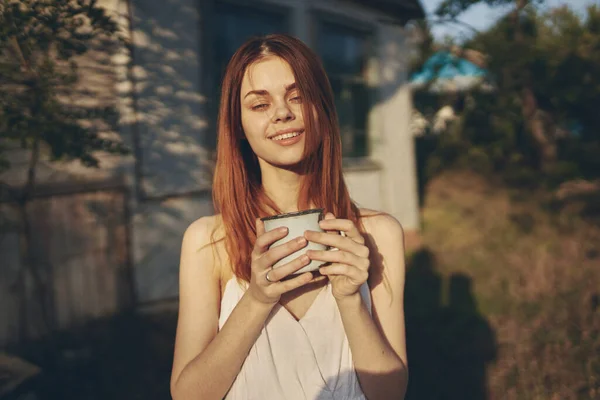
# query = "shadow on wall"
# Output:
<box><xmin>404</xmin><ymin>248</ymin><xmax>497</xmax><ymax>400</ymax></box>
<box><xmin>126</xmin><ymin>0</ymin><xmax>214</xmax><ymax>198</ymax></box>
<box><xmin>115</xmin><ymin>0</ymin><xmax>219</xmax><ymax>302</ymax></box>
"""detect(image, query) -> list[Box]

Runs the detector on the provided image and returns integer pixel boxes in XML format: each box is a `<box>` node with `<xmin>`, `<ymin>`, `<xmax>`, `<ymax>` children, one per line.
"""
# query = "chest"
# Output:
<box><xmin>278</xmin><ymin>277</ymin><xmax>329</xmax><ymax>321</ymax></box>
<box><xmin>217</xmin><ymin>250</ymin><xmax>328</xmax><ymax>322</ymax></box>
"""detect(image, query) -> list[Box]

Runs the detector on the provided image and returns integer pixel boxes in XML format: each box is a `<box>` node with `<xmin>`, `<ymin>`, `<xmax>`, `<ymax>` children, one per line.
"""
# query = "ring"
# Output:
<box><xmin>265</xmin><ymin>271</ymin><xmax>274</xmax><ymax>283</ymax></box>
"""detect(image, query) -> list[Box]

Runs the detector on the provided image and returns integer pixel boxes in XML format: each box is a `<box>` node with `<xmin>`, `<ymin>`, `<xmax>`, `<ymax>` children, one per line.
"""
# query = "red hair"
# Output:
<box><xmin>212</xmin><ymin>34</ymin><xmax>362</xmax><ymax>282</ymax></box>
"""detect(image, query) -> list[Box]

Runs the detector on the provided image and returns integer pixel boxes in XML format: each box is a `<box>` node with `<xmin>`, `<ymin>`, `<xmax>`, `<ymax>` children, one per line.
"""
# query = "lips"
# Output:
<box><xmin>269</xmin><ymin>128</ymin><xmax>305</xmax><ymax>140</ymax></box>
<box><xmin>271</xmin><ymin>130</ymin><xmax>303</xmax><ymax>141</ymax></box>
<box><xmin>268</xmin><ymin>129</ymin><xmax>304</xmax><ymax>146</ymax></box>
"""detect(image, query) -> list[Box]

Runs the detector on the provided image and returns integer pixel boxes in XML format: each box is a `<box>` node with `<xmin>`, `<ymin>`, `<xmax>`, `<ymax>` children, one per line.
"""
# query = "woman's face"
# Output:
<box><xmin>240</xmin><ymin>56</ymin><xmax>307</xmax><ymax>168</ymax></box>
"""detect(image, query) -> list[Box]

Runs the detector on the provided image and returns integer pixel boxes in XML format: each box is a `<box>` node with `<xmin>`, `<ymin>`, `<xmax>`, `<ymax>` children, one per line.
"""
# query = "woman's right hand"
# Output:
<box><xmin>247</xmin><ymin>218</ymin><xmax>316</xmax><ymax>305</ymax></box>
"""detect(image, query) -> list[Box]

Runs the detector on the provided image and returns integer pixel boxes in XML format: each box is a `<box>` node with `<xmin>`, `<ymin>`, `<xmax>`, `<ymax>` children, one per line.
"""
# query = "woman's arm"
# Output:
<box><xmin>305</xmin><ymin>212</ymin><xmax>408</xmax><ymax>400</ymax></box>
<box><xmin>170</xmin><ymin>217</ymin><xmax>270</xmax><ymax>400</ymax></box>
<box><xmin>170</xmin><ymin>217</ymin><xmax>315</xmax><ymax>400</ymax></box>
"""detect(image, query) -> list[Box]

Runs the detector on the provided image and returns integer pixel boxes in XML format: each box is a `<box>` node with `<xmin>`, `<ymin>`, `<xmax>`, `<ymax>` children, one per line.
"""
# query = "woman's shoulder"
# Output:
<box><xmin>183</xmin><ymin>214</ymin><xmax>224</xmax><ymax>244</ymax></box>
<box><xmin>182</xmin><ymin>214</ymin><xmax>232</xmax><ymax>287</ymax></box>
<box><xmin>358</xmin><ymin>208</ymin><xmax>404</xmax><ymax>237</ymax></box>
<box><xmin>358</xmin><ymin>209</ymin><xmax>406</xmax><ymax>290</ymax></box>
<box><xmin>181</xmin><ymin>214</ymin><xmax>225</xmax><ymax>269</ymax></box>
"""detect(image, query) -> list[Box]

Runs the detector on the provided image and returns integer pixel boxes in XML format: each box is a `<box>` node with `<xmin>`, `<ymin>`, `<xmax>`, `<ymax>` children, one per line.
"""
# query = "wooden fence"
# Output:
<box><xmin>0</xmin><ymin>178</ymin><xmax>134</xmax><ymax>347</ymax></box>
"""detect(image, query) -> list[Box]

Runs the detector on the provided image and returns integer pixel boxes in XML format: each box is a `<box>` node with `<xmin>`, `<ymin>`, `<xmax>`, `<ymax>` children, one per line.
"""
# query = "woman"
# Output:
<box><xmin>170</xmin><ymin>34</ymin><xmax>408</xmax><ymax>400</ymax></box>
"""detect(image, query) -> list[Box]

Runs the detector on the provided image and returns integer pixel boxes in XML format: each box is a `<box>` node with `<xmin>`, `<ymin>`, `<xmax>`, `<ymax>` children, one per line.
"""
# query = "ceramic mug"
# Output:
<box><xmin>261</xmin><ymin>208</ymin><xmax>329</xmax><ymax>275</ymax></box>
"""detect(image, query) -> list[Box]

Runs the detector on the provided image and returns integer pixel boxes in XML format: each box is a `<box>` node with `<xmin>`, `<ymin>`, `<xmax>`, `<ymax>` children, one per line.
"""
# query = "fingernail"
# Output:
<box><xmin>297</xmin><ymin>237</ymin><xmax>307</xmax><ymax>244</ymax></box>
<box><xmin>279</xmin><ymin>227</ymin><xmax>288</xmax><ymax>233</ymax></box>
<box><xmin>300</xmin><ymin>255</ymin><xmax>309</xmax><ymax>263</ymax></box>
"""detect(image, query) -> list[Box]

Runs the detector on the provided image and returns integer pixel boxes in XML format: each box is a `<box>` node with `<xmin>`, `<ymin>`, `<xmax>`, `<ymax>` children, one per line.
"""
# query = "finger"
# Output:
<box><xmin>275</xmin><ymin>271</ymin><xmax>315</xmax><ymax>293</ymax></box>
<box><xmin>252</xmin><ymin>226</ymin><xmax>289</xmax><ymax>258</ymax></box>
<box><xmin>319</xmin><ymin>218</ymin><xmax>364</xmax><ymax>244</ymax></box>
<box><xmin>256</xmin><ymin>218</ymin><xmax>265</xmax><ymax>237</ymax></box>
<box><xmin>304</xmin><ymin>230</ymin><xmax>368</xmax><ymax>258</ymax></box>
<box><xmin>265</xmin><ymin>254</ymin><xmax>311</xmax><ymax>282</ymax></box>
<box><xmin>319</xmin><ymin>263</ymin><xmax>368</xmax><ymax>283</ymax></box>
<box><xmin>260</xmin><ymin>236</ymin><xmax>307</xmax><ymax>268</ymax></box>
<box><xmin>307</xmin><ymin>249</ymin><xmax>370</xmax><ymax>271</ymax></box>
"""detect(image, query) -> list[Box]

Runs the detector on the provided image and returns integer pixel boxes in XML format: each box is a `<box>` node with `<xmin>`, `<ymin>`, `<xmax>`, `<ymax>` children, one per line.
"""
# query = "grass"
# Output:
<box><xmin>405</xmin><ymin>170</ymin><xmax>600</xmax><ymax>400</ymax></box>
<box><xmin>8</xmin><ymin>310</ymin><xmax>177</xmax><ymax>400</ymax></box>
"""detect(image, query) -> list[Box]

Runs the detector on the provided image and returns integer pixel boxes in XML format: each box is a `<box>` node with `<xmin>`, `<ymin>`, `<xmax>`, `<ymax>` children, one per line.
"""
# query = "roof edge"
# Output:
<box><xmin>348</xmin><ymin>0</ymin><xmax>425</xmax><ymax>23</ymax></box>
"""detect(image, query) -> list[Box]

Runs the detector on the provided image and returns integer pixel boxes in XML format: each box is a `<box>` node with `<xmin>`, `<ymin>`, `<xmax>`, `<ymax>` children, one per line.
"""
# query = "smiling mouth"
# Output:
<box><xmin>270</xmin><ymin>130</ymin><xmax>304</xmax><ymax>141</ymax></box>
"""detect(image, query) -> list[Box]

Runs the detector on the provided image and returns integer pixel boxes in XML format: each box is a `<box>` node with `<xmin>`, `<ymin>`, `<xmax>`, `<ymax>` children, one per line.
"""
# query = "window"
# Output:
<box><xmin>316</xmin><ymin>20</ymin><xmax>373</xmax><ymax>159</ymax></box>
<box><xmin>207</xmin><ymin>2</ymin><xmax>290</xmax><ymax>148</ymax></box>
<box><xmin>213</xmin><ymin>2</ymin><xmax>289</xmax><ymax>96</ymax></box>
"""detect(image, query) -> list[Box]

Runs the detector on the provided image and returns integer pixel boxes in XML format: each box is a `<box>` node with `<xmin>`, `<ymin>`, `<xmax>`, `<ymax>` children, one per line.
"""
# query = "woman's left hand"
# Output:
<box><xmin>304</xmin><ymin>212</ymin><xmax>370</xmax><ymax>300</ymax></box>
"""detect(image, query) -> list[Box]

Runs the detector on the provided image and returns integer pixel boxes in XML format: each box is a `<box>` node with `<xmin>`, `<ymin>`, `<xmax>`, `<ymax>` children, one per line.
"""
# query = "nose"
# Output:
<box><xmin>271</xmin><ymin>102</ymin><xmax>295</xmax><ymax>123</ymax></box>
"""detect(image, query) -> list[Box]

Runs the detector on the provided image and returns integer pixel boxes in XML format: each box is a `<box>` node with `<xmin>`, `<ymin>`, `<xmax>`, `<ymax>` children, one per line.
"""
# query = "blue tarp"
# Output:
<box><xmin>410</xmin><ymin>51</ymin><xmax>487</xmax><ymax>85</ymax></box>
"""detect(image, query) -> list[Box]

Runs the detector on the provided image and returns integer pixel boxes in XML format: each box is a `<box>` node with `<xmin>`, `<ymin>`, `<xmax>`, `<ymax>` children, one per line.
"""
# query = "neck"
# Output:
<box><xmin>259</xmin><ymin>162</ymin><xmax>309</xmax><ymax>213</ymax></box>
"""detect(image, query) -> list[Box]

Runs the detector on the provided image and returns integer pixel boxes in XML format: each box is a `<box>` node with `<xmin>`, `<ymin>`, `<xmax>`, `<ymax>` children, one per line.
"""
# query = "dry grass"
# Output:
<box><xmin>408</xmin><ymin>170</ymin><xmax>600</xmax><ymax>400</ymax></box>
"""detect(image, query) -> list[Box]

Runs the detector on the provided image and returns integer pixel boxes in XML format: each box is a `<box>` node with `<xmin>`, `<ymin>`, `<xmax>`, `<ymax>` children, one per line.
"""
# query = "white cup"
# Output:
<box><xmin>261</xmin><ymin>208</ymin><xmax>328</xmax><ymax>275</ymax></box>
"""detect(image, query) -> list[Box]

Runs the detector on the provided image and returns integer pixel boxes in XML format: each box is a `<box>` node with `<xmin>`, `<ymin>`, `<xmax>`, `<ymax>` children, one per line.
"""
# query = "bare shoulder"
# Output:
<box><xmin>178</xmin><ymin>213</ymin><xmax>223</xmax><ymax>289</ymax></box>
<box><xmin>181</xmin><ymin>214</ymin><xmax>230</xmax><ymax>286</ymax></box>
<box><xmin>358</xmin><ymin>208</ymin><xmax>406</xmax><ymax>290</ymax></box>
<box><xmin>358</xmin><ymin>208</ymin><xmax>405</xmax><ymax>241</ymax></box>
<box><xmin>183</xmin><ymin>214</ymin><xmax>223</xmax><ymax>246</ymax></box>
<box><xmin>180</xmin><ymin>214</ymin><xmax>223</xmax><ymax>277</ymax></box>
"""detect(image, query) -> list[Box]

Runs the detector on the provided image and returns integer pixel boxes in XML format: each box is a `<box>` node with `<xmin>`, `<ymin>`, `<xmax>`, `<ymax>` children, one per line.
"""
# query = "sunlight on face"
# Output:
<box><xmin>240</xmin><ymin>56</ymin><xmax>307</xmax><ymax>168</ymax></box>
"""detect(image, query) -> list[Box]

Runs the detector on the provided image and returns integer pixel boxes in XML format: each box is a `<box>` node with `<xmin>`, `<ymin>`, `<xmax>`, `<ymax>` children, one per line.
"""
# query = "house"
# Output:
<box><xmin>0</xmin><ymin>0</ymin><xmax>423</xmax><ymax>345</ymax></box>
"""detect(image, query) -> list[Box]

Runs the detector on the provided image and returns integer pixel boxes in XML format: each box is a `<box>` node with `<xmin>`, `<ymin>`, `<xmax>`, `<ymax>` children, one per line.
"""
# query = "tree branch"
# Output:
<box><xmin>9</xmin><ymin>37</ymin><xmax>31</xmax><ymax>73</ymax></box>
<box><xmin>428</xmin><ymin>18</ymin><xmax>482</xmax><ymax>34</ymax></box>
<box><xmin>23</xmin><ymin>137</ymin><xmax>40</xmax><ymax>202</ymax></box>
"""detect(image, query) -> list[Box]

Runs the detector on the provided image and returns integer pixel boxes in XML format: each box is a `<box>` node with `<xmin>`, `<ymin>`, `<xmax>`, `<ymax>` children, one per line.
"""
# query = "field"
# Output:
<box><xmin>405</xmin><ymin>170</ymin><xmax>600</xmax><ymax>400</ymax></box>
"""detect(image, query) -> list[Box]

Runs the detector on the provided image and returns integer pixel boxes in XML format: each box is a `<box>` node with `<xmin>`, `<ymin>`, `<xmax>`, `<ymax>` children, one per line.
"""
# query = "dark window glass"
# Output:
<box><xmin>209</xmin><ymin>4</ymin><xmax>289</xmax><ymax>148</ymax></box>
<box><xmin>214</xmin><ymin>4</ymin><xmax>288</xmax><ymax>93</ymax></box>
<box><xmin>317</xmin><ymin>22</ymin><xmax>372</xmax><ymax>158</ymax></box>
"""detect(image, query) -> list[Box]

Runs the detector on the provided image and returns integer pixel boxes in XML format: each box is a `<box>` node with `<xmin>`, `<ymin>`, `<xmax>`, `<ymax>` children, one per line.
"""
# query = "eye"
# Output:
<box><xmin>252</xmin><ymin>103</ymin><xmax>269</xmax><ymax>111</ymax></box>
<box><xmin>289</xmin><ymin>96</ymin><xmax>302</xmax><ymax>104</ymax></box>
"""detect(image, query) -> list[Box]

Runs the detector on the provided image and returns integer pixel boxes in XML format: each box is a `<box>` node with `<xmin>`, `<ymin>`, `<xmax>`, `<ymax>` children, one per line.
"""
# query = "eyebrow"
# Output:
<box><xmin>243</xmin><ymin>82</ymin><xmax>297</xmax><ymax>99</ymax></box>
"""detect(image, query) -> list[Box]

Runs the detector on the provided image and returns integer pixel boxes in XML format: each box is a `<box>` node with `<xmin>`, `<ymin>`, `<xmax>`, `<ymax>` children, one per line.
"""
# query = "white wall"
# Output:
<box><xmin>372</xmin><ymin>22</ymin><xmax>421</xmax><ymax>229</ymax></box>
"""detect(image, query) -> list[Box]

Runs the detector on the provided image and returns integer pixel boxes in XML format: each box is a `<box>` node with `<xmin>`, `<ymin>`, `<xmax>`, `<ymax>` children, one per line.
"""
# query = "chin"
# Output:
<box><xmin>264</xmin><ymin>147</ymin><xmax>307</xmax><ymax>167</ymax></box>
<box><xmin>261</xmin><ymin>153</ymin><xmax>306</xmax><ymax>171</ymax></box>
<box><xmin>273</xmin><ymin>158</ymin><xmax>306</xmax><ymax>170</ymax></box>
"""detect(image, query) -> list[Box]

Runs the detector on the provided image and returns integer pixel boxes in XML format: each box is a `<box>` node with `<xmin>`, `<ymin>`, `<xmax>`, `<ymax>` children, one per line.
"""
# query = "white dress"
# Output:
<box><xmin>218</xmin><ymin>277</ymin><xmax>372</xmax><ymax>400</ymax></box>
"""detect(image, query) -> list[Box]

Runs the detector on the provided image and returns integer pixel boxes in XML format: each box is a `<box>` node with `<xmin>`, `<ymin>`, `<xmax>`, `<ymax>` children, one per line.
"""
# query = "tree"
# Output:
<box><xmin>436</xmin><ymin>0</ymin><xmax>562</xmax><ymax>172</ymax></box>
<box><xmin>534</xmin><ymin>5</ymin><xmax>600</xmax><ymax>143</ymax></box>
<box><xmin>423</xmin><ymin>1</ymin><xmax>600</xmax><ymax>183</ymax></box>
<box><xmin>0</xmin><ymin>0</ymin><xmax>129</xmax><ymax>338</ymax></box>
<box><xmin>0</xmin><ymin>0</ymin><xmax>128</xmax><ymax>179</ymax></box>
